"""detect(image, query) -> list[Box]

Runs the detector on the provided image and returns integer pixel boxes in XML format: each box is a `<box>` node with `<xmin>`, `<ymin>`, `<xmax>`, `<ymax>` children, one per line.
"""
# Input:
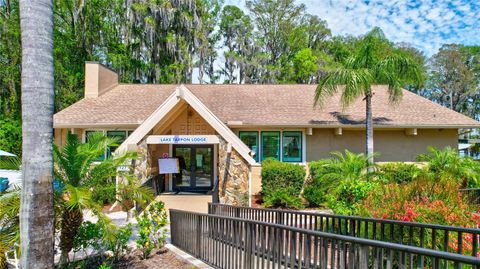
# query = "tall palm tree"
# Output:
<box><xmin>314</xmin><ymin>27</ymin><xmax>422</xmax><ymax>171</ymax></box>
<box><xmin>19</xmin><ymin>0</ymin><xmax>55</xmax><ymax>267</ymax></box>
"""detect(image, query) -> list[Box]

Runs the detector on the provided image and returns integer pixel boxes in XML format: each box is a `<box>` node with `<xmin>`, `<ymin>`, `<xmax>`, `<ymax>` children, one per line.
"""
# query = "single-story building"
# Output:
<box><xmin>53</xmin><ymin>62</ymin><xmax>480</xmax><ymax>210</ymax></box>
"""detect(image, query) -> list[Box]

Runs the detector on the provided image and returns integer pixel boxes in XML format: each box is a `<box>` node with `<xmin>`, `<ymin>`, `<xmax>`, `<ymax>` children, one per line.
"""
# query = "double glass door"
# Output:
<box><xmin>173</xmin><ymin>145</ymin><xmax>213</xmax><ymax>192</ymax></box>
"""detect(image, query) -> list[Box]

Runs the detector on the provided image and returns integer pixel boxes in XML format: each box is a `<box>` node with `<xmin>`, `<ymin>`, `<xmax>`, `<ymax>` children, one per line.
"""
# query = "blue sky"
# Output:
<box><xmin>225</xmin><ymin>0</ymin><xmax>479</xmax><ymax>56</ymax></box>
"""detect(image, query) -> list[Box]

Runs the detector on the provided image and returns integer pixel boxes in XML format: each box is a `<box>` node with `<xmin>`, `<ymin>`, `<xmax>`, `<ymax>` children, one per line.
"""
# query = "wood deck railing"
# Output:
<box><xmin>170</xmin><ymin>209</ymin><xmax>480</xmax><ymax>269</ymax></box>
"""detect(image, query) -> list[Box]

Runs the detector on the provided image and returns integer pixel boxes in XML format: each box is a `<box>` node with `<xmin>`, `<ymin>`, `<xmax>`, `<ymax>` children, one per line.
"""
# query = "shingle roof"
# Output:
<box><xmin>53</xmin><ymin>84</ymin><xmax>480</xmax><ymax>128</ymax></box>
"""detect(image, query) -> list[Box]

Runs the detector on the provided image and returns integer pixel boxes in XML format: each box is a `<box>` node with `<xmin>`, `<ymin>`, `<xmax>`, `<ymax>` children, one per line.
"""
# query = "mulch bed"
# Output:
<box><xmin>66</xmin><ymin>248</ymin><xmax>197</xmax><ymax>269</ymax></box>
<box><xmin>115</xmin><ymin>248</ymin><xmax>196</xmax><ymax>269</ymax></box>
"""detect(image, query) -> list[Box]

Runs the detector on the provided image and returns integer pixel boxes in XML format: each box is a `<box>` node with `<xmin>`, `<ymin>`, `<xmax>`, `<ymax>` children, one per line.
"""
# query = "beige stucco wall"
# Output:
<box><xmin>306</xmin><ymin>128</ymin><xmax>458</xmax><ymax>162</ymax></box>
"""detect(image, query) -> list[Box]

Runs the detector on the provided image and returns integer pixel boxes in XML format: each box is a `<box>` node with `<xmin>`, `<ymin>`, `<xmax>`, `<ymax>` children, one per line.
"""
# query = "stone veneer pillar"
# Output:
<box><xmin>217</xmin><ymin>137</ymin><xmax>250</xmax><ymax>206</ymax></box>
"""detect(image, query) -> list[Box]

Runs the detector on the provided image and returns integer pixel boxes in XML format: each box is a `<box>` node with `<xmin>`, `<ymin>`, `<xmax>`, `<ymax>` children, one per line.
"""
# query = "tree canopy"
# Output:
<box><xmin>0</xmin><ymin>0</ymin><xmax>479</xmax><ymax>155</ymax></box>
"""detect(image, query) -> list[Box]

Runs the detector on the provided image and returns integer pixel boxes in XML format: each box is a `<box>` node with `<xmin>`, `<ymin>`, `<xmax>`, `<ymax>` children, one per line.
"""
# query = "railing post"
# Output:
<box><xmin>196</xmin><ymin>214</ymin><xmax>202</xmax><ymax>258</ymax></box>
<box><xmin>359</xmin><ymin>245</ymin><xmax>369</xmax><ymax>268</ymax></box>
<box><xmin>245</xmin><ymin>222</ymin><xmax>254</xmax><ymax>269</ymax></box>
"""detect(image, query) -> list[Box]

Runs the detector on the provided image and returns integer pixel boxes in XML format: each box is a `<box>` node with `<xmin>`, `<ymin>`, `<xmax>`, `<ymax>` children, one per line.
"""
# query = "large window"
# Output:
<box><xmin>239</xmin><ymin>131</ymin><xmax>259</xmax><ymax>161</ymax></box>
<box><xmin>261</xmin><ymin>131</ymin><xmax>280</xmax><ymax>161</ymax></box>
<box><xmin>238</xmin><ymin>130</ymin><xmax>303</xmax><ymax>162</ymax></box>
<box><xmin>282</xmin><ymin>131</ymin><xmax>302</xmax><ymax>162</ymax></box>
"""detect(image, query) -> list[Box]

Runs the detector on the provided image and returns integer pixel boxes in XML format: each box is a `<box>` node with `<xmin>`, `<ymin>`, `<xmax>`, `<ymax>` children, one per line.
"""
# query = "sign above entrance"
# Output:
<box><xmin>146</xmin><ymin>135</ymin><xmax>220</xmax><ymax>145</ymax></box>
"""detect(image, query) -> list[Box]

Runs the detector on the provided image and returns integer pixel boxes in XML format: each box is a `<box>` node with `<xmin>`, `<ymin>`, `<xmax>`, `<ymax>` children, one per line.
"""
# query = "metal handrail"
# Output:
<box><xmin>170</xmin><ymin>209</ymin><xmax>480</xmax><ymax>268</ymax></box>
<box><xmin>208</xmin><ymin>203</ymin><xmax>480</xmax><ymax>258</ymax></box>
<box><xmin>209</xmin><ymin>203</ymin><xmax>480</xmax><ymax>234</ymax></box>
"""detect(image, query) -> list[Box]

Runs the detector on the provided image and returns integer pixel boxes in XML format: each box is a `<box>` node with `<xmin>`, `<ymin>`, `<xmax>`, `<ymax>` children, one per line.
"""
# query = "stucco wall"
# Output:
<box><xmin>306</xmin><ymin>128</ymin><xmax>458</xmax><ymax>162</ymax></box>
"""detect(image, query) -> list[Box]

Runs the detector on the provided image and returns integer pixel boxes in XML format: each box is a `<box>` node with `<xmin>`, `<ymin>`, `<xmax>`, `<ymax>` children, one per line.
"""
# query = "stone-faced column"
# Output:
<box><xmin>218</xmin><ymin>137</ymin><xmax>250</xmax><ymax>206</ymax></box>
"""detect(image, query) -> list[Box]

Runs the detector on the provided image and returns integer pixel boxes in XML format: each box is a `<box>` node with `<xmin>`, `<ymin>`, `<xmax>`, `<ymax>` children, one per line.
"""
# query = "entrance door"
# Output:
<box><xmin>173</xmin><ymin>145</ymin><xmax>214</xmax><ymax>192</ymax></box>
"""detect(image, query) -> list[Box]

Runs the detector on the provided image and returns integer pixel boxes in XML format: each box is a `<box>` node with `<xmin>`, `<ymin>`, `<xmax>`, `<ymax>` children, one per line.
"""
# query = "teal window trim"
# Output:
<box><xmin>261</xmin><ymin>131</ymin><xmax>280</xmax><ymax>161</ymax></box>
<box><xmin>282</xmin><ymin>131</ymin><xmax>302</xmax><ymax>162</ymax></box>
<box><xmin>239</xmin><ymin>131</ymin><xmax>259</xmax><ymax>162</ymax></box>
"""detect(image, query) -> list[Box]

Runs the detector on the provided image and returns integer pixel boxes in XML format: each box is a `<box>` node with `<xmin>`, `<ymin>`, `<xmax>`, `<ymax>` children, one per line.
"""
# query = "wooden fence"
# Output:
<box><xmin>208</xmin><ymin>203</ymin><xmax>480</xmax><ymax>258</ymax></box>
<box><xmin>170</xmin><ymin>209</ymin><xmax>480</xmax><ymax>269</ymax></box>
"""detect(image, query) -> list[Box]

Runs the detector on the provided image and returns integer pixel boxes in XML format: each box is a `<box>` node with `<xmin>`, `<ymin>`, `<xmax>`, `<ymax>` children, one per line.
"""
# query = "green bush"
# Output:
<box><xmin>261</xmin><ymin>159</ymin><xmax>305</xmax><ymax>208</ymax></box>
<box><xmin>303</xmin><ymin>160</ymin><xmax>335</xmax><ymax>206</ymax></box>
<box><xmin>326</xmin><ymin>179</ymin><xmax>377</xmax><ymax>215</ymax></box>
<box><xmin>379</xmin><ymin>162</ymin><xmax>423</xmax><ymax>183</ymax></box>
<box><xmin>91</xmin><ymin>183</ymin><xmax>116</xmax><ymax>205</ymax></box>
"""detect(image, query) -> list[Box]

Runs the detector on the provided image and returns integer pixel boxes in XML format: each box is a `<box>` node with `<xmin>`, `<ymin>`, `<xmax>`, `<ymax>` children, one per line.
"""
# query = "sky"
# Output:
<box><xmin>225</xmin><ymin>0</ymin><xmax>479</xmax><ymax>56</ymax></box>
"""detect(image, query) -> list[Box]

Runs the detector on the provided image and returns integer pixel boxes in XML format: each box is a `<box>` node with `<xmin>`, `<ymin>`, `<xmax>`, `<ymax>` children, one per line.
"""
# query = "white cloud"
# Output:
<box><xmin>225</xmin><ymin>0</ymin><xmax>479</xmax><ymax>56</ymax></box>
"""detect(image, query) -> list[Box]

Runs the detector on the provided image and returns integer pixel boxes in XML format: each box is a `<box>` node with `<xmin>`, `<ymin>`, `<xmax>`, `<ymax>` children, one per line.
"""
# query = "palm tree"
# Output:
<box><xmin>54</xmin><ymin>132</ymin><xmax>152</xmax><ymax>263</ymax></box>
<box><xmin>19</xmin><ymin>0</ymin><xmax>55</xmax><ymax>267</ymax></box>
<box><xmin>314</xmin><ymin>27</ymin><xmax>422</xmax><ymax>171</ymax></box>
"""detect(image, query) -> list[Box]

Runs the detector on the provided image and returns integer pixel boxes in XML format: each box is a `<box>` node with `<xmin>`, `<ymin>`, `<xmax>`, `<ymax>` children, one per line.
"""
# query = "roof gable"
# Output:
<box><xmin>117</xmin><ymin>85</ymin><xmax>256</xmax><ymax>165</ymax></box>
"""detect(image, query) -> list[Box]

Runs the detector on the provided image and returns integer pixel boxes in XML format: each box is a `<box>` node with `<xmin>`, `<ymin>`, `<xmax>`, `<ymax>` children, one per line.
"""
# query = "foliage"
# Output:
<box><xmin>303</xmin><ymin>151</ymin><xmax>372</xmax><ymax>208</ymax></box>
<box><xmin>420</xmin><ymin>44</ymin><xmax>480</xmax><ymax>118</ymax></box>
<box><xmin>0</xmin><ymin>119</ymin><xmax>21</xmax><ymax>157</ymax></box>
<box><xmin>72</xmin><ymin>221</ymin><xmax>103</xmax><ymax>255</ymax></box>
<box><xmin>378</xmin><ymin>162</ymin><xmax>423</xmax><ymax>183</ymax></box>
<box><xmin>0</xmin><ymin>188</ymin><xmax>20</xmax><ymax>268</ymax></box>
<box><xmin>135</xmin><ymin>201</ymin><xmax>169</xmax><ymax>259</ymax></box>
<box><xmin>417</xmin><ymin>146</ymin><xmax>480</xmax><ymax>188</ymax></box>
<box><xmin>53</xmin><ymin>132</ymin><xmax>138</xmax><ymax>263</ymax></box>
<box><xmin>261</xmin><ymin>159</ymin><xmax>305</xmax><ymax>208</ymax></box>
<box><xmin>116</xmin><ymin>173</ymin><xmax>154</xmax><ymax>220</ymax></box>
<box><xmin>325</xmin><ymin>179</ymin><xmax>377</xmax><ymax>215</ymax></box>
<box><xmin>0</xmin><ymin>156</ymin><xmax>21</xmax><ymax>171</ymax></box>
<box><xmin>314</xmin><ymin>27</ymin><xmax>423</xmax><ymax>167</ymax></box>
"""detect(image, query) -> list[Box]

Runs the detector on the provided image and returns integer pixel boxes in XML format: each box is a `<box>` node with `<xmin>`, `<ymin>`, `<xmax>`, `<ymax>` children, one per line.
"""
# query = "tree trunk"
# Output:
<box><xmin>365</xmin><ymin>90</ymin><xmax>374</xmax><ymax>172</ymax></box>
<box><xmin>59</xmin><ymin>207</ymin><xmax>83</xmax><ymax>264</ymax></box>
<box><xmin>19</xmin><ymin>0</ymin><xmax>55</xmax><ymax>268</ymax></box>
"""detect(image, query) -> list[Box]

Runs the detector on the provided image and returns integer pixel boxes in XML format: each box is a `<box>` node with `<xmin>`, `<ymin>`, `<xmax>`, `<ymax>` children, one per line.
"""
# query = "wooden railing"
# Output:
<box><xmin>208</xmin><ymin>203</ymin><xmax>480</xmax><ymax>258</ymax></box>
<box><xmin>170</xmin><ymin>209</ymin><xmax>480</xmax><ymax>269</ymax></box>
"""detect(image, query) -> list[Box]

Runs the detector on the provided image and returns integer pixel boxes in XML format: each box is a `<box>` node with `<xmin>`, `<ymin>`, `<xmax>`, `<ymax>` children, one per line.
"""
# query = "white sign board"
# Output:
<box><xmin>147</xmin><ymin>135</ymin><xmax>220</xmax><ymax>144</ymax></box>
<box><xmin>158</xmin><ymin>158</ymin><xmax>179</xmax><ymax>174</ymax></box>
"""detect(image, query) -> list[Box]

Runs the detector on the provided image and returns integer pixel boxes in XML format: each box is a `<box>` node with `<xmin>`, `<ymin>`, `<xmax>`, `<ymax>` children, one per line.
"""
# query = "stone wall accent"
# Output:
<box><xmin>133</xmin><ymin>139</ymin><xmax>153</xmax><ymax>184</ymax></box>
<box><xmin>217</xmin><ymin>137</ymin><xmax>250</xmax><ymax>206</ymax></box>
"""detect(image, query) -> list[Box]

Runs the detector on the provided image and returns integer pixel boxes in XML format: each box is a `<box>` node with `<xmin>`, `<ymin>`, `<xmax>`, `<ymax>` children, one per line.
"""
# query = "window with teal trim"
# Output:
<box><xmin>282</xmin><ymin>131</ymin><xmax>302</xmax><ymax>162</ymax></box>
<box><xmin>239</xmin><ymin>131</ymin><xmax>259</xmax><ymax>161</ymax></box>
<box><xmin>106</xmin><ymin>131</ymin><xmax>127</xmax><ymax>157</ymax></box>
<box><xmin>261</xmin><ymin>131</ymin><xmax>280</xmax><ymax>161</ymax></box>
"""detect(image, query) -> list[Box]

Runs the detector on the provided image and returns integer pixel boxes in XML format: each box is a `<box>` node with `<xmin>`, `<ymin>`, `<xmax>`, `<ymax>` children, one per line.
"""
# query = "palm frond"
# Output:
<box><xmin>0</xmin><ymin>156</ymin><xmax>21</xmax><ymax>170</ymax></box>
<box><xmin>315</xmin><ymin>67</ymin><xmax>373</xmax><ymax>109</ymax></box>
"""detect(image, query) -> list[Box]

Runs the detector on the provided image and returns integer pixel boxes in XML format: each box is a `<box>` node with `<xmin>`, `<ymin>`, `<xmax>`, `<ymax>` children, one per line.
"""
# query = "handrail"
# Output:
<box><xmin>208</xmin><ymin>203</ymin><xmax>480</xmax><ymax>234</ymax></box>
<box><xmin>208</xmin><ymin>203</ymin><xmax>480</xmax><ymax>258</ymax></box>
<box><xmin>170</xmin><ymin>209</ymin><xmax>480</xmax><ymax>268</ymax></box>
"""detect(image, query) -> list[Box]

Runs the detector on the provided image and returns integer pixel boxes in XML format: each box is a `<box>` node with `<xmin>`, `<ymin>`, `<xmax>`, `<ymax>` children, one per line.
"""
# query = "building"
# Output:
<box><xmin>53</xmin><ymin>62</ymin><xmax>480</xmax><ymax>211</ymax></box>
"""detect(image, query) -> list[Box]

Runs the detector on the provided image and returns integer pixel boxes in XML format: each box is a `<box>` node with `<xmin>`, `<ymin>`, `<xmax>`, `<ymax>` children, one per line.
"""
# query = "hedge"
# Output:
<box><xmin>261</xmin><ymin>159</ymin><xmax>306</xmax><ymax>208</ymax></box>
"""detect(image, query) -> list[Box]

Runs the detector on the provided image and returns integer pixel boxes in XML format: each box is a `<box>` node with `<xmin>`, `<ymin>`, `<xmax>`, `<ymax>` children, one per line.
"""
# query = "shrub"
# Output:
<box><xmin>261</xmin><ymin>159</ymin><xmax>306</xmax><ymax>209</ymax></box>
<box><xmin>359</xmin><ymin>176</ymin><xmax>480</xmax><ymax>255</ymax></box>
<box><xmin>417</xmin><ymin>146</ymin><xmax>480</xmax><ymax>188</ymax></box>
<box><xmin>326</xmin><ymin>179</ymin><xmax>377</xmax><ymax>215</ymax></box>
<box><xmin>378</xmin><ymin>162</ymin><xmax>423</xmax><ymax>183</ymax></box>
<box><xmin>303</xmin><ymin>151</ymin><xmax>372</xmax><ymax>208</ymax></box>
<box><xmin>135</xmin><ymin>201</ymin><xmax>169</xmax><ymax>259</ymax></box>
<box><xmin>303</xmin><ymin>160</ymin><xmax>334</xmax><ymax>206</ymax></box>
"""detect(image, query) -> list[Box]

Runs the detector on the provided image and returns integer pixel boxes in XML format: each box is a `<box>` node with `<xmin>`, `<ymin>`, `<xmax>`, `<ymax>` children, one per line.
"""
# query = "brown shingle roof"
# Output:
<box><xmin>53</xmin><ymin>84</ymin><xmax>480</xmax><ymax>128</ymax></box>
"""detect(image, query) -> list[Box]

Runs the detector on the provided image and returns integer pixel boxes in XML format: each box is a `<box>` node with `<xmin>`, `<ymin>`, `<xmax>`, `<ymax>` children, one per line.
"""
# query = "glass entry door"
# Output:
<box><xmin>173</xmin><ymin>145</ymin><xmax>214</xmax><ymax>192</ymax></box>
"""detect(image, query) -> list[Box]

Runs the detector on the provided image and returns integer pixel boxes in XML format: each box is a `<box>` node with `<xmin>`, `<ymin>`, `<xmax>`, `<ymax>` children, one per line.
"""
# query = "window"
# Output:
<box><xmin>282</xmin><ymin>131</ymin><xmax>302</xmax><ymax>162</ymax></box>
<box><xmin>106</xmin><ymin>131</ymin><xmax>127</xmax><ymax>157</ymax></box>
<box><xmin>85</xmin><ymin>130</ymin><xmax>132</xmax><ymax>160</ymax></box>
<box><xmin>239</xmin><ymin>131</ymin><xmax>259</xmax><ymax>161</ymax></box>
<box><xmin>85</xmin><ymin>131</ymin><xmax>106</xmax><ymax>160</ymax></box>
<box><xmin>261</xmin><ymin>131</ymin><xmax>280</xmax><ymax>161</ymax></box>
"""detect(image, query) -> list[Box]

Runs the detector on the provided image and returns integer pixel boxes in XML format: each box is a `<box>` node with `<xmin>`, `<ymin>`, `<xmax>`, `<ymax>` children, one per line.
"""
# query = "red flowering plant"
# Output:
<box><xmin>358</xmin><ymin>176</ymin><xmax>480</xmax><ymax>256</ymax></box>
